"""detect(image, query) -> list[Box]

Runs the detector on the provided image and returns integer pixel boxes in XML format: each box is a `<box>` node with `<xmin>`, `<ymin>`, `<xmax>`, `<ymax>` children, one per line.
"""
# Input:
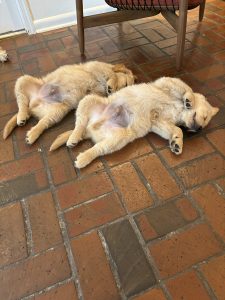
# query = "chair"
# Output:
<box><xmin>75</xmin><ymin>0</ymin><xmax>206</xmax><ymax>70</ymax></box>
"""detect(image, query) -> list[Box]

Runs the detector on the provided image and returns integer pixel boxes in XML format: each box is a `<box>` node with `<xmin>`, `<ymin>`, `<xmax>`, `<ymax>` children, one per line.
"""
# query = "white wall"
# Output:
<box><xmin>27</xmin><ymin>0</ymin><xmax>115</xmax><ymax>33</ymax></box>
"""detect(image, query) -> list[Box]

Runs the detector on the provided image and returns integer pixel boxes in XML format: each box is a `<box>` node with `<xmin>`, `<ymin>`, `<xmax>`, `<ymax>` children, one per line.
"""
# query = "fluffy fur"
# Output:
<box><xmin>3</xmin><ymin>61</ymin><xmax>134</xmax><ymax>143</ymax></box>
<box><xmin>0</xmin><ymin>47</ymin><xmax>8</xmax><ymax>62</ymax></box>
<box><xmin>50</xmin><ymin>77</ymin><xmax>219</xmax><ymax>168</ymax></box>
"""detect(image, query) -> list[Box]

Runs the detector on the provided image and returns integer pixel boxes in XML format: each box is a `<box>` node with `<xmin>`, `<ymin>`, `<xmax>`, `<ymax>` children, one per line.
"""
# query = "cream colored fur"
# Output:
<box><xmin>0</xmin><ymin>47</ymin><xmax>8</xmax><ymax>62</ymax></box>
<box><xmin>3</xmin><ymin>61</ymin><xmax>134</xmax><ymax>143</ymax></box>
<box><xmin>50</xmin><ymin>77</ymin><xmax>219</xmax><ymax>168</ymax></box>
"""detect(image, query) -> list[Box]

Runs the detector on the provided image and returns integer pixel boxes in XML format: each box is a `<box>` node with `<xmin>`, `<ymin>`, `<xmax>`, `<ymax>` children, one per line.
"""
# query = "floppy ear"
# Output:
<box><xmin>112</xmin><ymin>64</ymin><xmax>132</xmax><ymax>75</ymax></box>
<box><xmin>212</xmin><ymin>107</ymin><xmax>219</xmax><ymax>116</ymax></box>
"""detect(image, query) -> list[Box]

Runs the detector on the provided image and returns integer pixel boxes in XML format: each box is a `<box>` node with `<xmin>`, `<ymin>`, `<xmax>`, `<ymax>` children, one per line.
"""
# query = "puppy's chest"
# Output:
<box><xmin>154</xmin><ymin>101</ymin><xmax>184</xmax><ymax>122</ymax></box>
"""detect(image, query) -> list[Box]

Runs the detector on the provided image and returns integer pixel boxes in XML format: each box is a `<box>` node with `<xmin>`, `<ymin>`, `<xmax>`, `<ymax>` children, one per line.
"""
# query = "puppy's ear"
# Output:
<box><xmin>212</xmin><ymin>107</ymin><xmax>219</xmax><ymax>116</ymax></box>
<box><xmin>113</xmin><ymin>64</ymin><xmax>131</xmax><ymax>75</ymax></box>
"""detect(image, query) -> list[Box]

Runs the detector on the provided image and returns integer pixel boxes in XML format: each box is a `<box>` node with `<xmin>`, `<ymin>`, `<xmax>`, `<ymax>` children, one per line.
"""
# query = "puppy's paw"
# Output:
<box><xmin>0</xmin><ymin>50</ymin><xmax>8</xmax><ymax>62</ymax></box>
<box><xmin>66</xmin><ymin>136</ymin><xmax>78</xmax><ymax>148</ymax></box>
<box><xmin>17</xmin><ymin>114</ymin><xmax>28</xmax><ymax>126</ymax></box>
<box><xmin>25</xmin><ymin>128</ymin><xmax>39</xmax><ymax>145</ymax></box>
<box><xmin>75</xmin><ymin>152</ymin><xmax>90</xmax><ymax>169</ymax></box>
<box><xmin>183</xmin><ymin>92</ymin><xmax>194</xmax><ymax>109</ymax></box>
<box><xmin>170</xmin><ymin>137</ymin><xmax>183</xmax><ymax>155</ymax></box>
<box><xmin>107</xmin><ymin>85</ymin><xmax>113</xmax><ymax>95</ymax></box>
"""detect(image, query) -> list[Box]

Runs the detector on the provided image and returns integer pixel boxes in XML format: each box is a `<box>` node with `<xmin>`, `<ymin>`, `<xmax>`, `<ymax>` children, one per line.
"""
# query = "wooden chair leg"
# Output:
<box><xmin>176</xmin><ymin>0</ymin><xmax>188</xmax><ymax>71</ymax></box>
<box><xmin>199</xmin><ymin>0</ymin><xmax>206</xmax><ymax>21</ymax></box>
<box><xmin>76</xmin><ymin>0</ymin><xmax>85</xmax><ymax>55</ymax></box>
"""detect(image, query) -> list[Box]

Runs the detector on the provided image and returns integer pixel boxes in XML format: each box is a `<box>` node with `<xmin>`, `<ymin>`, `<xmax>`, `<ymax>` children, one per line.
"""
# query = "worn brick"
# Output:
<box><xmin>133</xmin><ymin>288</ymin><xmax>167</xmax><ymax>300</ymax></box>
<box><xmin>175</xmin><ymin>197</ymin><xmax>198</xmax><ymax>221</ymax></box>
<box><xmin>34</xmin><ymin>282</ymin><xmax>78</xmax><ymax>300</ymax></box>
<box><xmin>207</xmin><ymin>128</ymin><xmax>225</xmax><ymax>155</ymax></box>
<box><xmin>192</xmin><ymin>64</ymin><xmax>225</xmax><ymax>81</ymax></box>
<box><xmin>149</xmin><ymin>223</ymin><xmax>223</xmax><ymax>278</ymax></box>
<box><xmin>0</xmin><ymin>170</ymin><xmax>48</xmax><ymax>205</ymax></box>
<box><xmin>136</xmin><ymin>153</ymin><xmax>181</xmax><ymax>200</ymax></box>
<box><xmin>200</xmin><ymin>254</ymin><xmax>225</xmax><ymax>300</ymax></box>
<box><xmin>191</xmin><ymin>184</ymin><xmax>225</xmax><ymax>240</ymax></box>
<box><xmin>65</xmin><ymin>192</ymin><xmax>124</xmax><ymax>237</ymax></box>
<box><xmin>28</xmin><ymin>192</ymin><xmax>62</xmax><ymax>253</ymax></box>
<box><xmin>175</xmin><ymin>153</ymin><xmax>225</xmax><ymax>188</ymax></box>
<box><xmin>57</xmin><ymin>172</ymin><xmax>113</xmax><ymax>209</ymax></box>
<box><xmin>166</xmin><ymin>270</ymin><xmax>211</xmax><ymax>300</ymax></box>
<box><xmin>0</xmin><ymin>137</ymin><xmax>14</xmax><ymax>163</ymax></box>
<box><xmin>0</xmin><ymin>153</ymin><xmax>44</xmax><ymax>182</ymax></box>
<box><xmin>0</xmin><ymin>246</ymin><xmax>71</xmax><ymax>300</ymax></box>
<box><xmin>111</xmin><ymin>162</ymin><xmax>153</xmax><ymax>212</ymax></box>
<box><xmin>102</xmin><ymin>220</ymin><xmax>156</xmax><ymax>297</ymax></box>
<box><xmin>0</xmin><ymin>203</ymin><xmax>27</xmax><ymax>267</ymax></box>
<box><xmin>135</xmin><ymin>198</ymin><xmax>197</xmax><ymax>241</ymax></box>
<box><xmin>71</xmin><ymin>231</ymin><xmax>120</xmax><ymax>300</ymax></box>
<box><xmin>105</xmin><ymin>138</ymin><xmax>152</xmax><ymax>167</ymax></box>
<box><xmin>160</xmin><ymin>137</ymin><xmax>214</xmax><ymax>167</ymax></box>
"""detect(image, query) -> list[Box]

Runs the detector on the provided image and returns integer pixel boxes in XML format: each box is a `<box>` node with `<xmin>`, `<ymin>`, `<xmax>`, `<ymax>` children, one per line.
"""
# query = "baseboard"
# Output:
<box><xmin>34</xmin><ymin>4</ymin><xmax>115</xmax><ymax>33</ymax></box>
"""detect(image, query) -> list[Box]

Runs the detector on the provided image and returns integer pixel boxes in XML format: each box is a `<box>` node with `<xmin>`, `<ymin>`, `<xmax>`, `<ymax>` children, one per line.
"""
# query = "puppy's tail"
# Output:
<box><xmin>49</xmin><ymin>130</ymin><xmax>73</xmax><ymax>151</ymax></box>
<box><xmin>3</xmin><ymin>114</ymin><xmax>18</xmax><ymax>139</ymax></box>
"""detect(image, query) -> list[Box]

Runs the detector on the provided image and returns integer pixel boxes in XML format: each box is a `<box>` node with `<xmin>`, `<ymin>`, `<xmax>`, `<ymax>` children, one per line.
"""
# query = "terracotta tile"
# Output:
<box><xmin>166</xmin><ymin>270</ymin><xmax>211</xmax><ymax>300</ymax></box>
<box><xmin>71</xmin><ymin>232</ymin><xmax>120</xmax><ymax>300</ymax></box>
<box><xmin>200</xmin><ymin>254</ymin><xmax>225</xmax><ymax>300</ymax></box>
<box><xmin>136</xmin><ymin>153</ymin><xmax>181</xmax><ymax>200</ymax></box>
<box><xmin>111</xmin><ymin>162</ymin><xmax>153</xmax><ymax>212</ymax></box>
<box><xmin>149</xmin><ymin>223</ymin><xmax>223</xmax><ymax>278</ymax></box>
<box><xmin>34</xmin><ymin>282</ymin><xmax>78</xmax><ymax>300</ymax></box>
<box><xmin>207</xmin><ymin>128</ymin><xmax>225</xmax><ymax>155</ymax></box>
<box><xmin>133</xmin><ymin>288</ymin><xmax>167</xmax><ymax>300</ymax></box>
<box><xmin>191</xmin><ymin>184</ymin><xmax>225</xmax><ymax>240</ymax></box>
<box><xmin>0</xmin><ymin>203</ymin><xmax>27</xmax><ymax>267</ymax></box>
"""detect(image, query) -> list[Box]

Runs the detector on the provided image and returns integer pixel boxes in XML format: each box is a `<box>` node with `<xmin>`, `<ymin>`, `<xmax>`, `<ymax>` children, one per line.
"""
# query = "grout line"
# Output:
<box><xmin>40</xmin><ymin>147</ymin><xmax>84</xmax><ymax>300</ymax></box>
<box><xmin>195</xmin><ymin>267</ymin><xmax>218</xmax><ymax>300</ymax></box>
<box><xmin>20</xmin><ymin>198</ymin><xmax>34</xmax><ymax>256</ymax></box>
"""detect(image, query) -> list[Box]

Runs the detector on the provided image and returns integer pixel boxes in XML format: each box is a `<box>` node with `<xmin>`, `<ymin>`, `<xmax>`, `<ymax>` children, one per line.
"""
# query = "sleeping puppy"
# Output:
<box><xmin>50</xmin><ymin>77</ymin><xmax>219</xmax><ymax>168</ymax></box>
<box><xmin>3</xmin><ymin>61</ymin><xmax>134</xmax><ymax>144</ymax></box>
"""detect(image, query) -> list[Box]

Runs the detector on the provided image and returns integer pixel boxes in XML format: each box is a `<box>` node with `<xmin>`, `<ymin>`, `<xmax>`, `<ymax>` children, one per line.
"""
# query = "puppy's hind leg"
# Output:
<box><xmin>151</xmin><ymin>120</ymin><xmax>183</xmax><ymax>155</ymax></box>
<box><xmin>15</xmin><ymin>75</ymin><xmax>42</xmax><ymax>126</ymax></box>
<box><xmin>75</xmin><ymin>128</ymin><xmax>134</xmax><ymax>168</ymax></box>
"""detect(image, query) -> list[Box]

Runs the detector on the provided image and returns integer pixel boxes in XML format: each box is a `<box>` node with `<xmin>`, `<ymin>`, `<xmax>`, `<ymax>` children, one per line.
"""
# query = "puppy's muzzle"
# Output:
<box><xmin>188</xmin><ymin>122</ymin><xmax>202</xmax><ymax>132</ymax></box>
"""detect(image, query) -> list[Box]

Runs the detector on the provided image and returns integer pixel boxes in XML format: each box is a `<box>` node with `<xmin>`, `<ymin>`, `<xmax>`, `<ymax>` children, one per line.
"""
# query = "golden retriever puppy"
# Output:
<box><xmin>50</xmin><ymin>77</ymin><xmax>219</xmax><ymax>168</ymax></box>
<box><xmin>3</xmin><ymin>61</ymin><xmax>134</xmax><ymax>144</ymax></box>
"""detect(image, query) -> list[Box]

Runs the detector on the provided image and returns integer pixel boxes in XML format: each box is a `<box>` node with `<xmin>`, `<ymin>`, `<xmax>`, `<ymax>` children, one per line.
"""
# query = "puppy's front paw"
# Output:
<box><xmin>66</xmin><ymin>136</ymin><xmax>78</xmax><ymax>148</ymax></box>
<box><xmin>170</xmin><ymin>137</ymin><xmax>183</xmax><ymax>155</ymax></box>
<box><xmin>183</xmin><ymin>92</ymin><xmax>194</xmax><ymax>109</ymax></box>
<box><xmin>25</xmin><ymin>128</ymin><xmax>39</xmax><ymax>145</ymax></box>
<box><xmin>75</xmin><ymin>152</ymin><xmax>90</xmax><ymax>169</ymax></box>
<box><xmin>107</xmin><ymin>85</ymin><xmax>112</xmax><ymax>95</ymax></box>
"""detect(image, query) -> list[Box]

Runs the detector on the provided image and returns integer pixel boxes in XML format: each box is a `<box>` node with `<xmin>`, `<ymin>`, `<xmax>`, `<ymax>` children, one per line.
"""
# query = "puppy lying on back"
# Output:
<box><xmin>3</xmin><ymin>61</ymin><xmax>134</xmax><ymax>144</ymax></box>
<box><xmin>50</xmin><ymin>77</ymin><xmax>219</xmax><ymax>168</ymax></box>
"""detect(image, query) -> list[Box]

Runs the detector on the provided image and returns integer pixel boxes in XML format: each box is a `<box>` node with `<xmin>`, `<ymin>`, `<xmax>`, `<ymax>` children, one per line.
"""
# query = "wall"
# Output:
<box><xmin>26</xmin><ymin>0</ymin><xmax>115</xmax><ymax>33</ymax></box>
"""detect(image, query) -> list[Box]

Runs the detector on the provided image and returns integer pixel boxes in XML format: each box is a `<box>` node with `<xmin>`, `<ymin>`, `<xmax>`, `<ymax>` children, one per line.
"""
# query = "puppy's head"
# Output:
<box><xmin>107</xmin><ymin>64</ymin><xmax>135</xmax><ymax>94</ymax></box>
<box><xmin>183</xmin><ymin>93</ymin><xmax>219</xmax><ymax>132</ymax></box>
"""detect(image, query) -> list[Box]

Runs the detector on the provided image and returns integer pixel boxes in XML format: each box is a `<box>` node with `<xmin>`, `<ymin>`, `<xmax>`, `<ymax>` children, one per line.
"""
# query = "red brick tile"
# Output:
<box><xmin>160</xmin><ymin>137</ymin><xmax>214</xmax><ymax>167</ymax></box>
<box><xmin>28</xmin><ymin>192</ymin><xmax>62</xmax><ymax>253</ymax></box>
<box><xmin>0</xmin><ymin>70</ymin><xmax>22</xmax><ymax>84</ymax></box>
<box><xmin>65</xmin><ymin>192</ymin><xmax>125</xmax><ymax>237</ymax></box>
<box><xmin>0</xmin><ymin>246</ymin><xmax>71</xmax><ymax>300</ymax></box>
<box><xmin>207</xmin><ymin>128</ymin><xmax>225</xmax><ymax>155</ymax></box>
<box><xmin>149</xmin><ymin>223</ymin><xmax>223</xmax><ymax>278</ymax></box>
<box><xmin>0</xmin><ymin>102</ymin><xmax>17</xmax><ymax>117</ymax></box>
<box><xmin>0</xmin><ymin>137</ymin><xmax>14</xmax><ymax>163</ymax></box>
<box><xmin>0</xmin><ymin>153</ymin><xmax>44</xmax><ymax>182</ymax></box>
<box><xmin>71</xmin><ymin>232</ymin><xmax>120</xmax><ymax>300</ymax></box>
<box><xmin>191</xmin><ymin>184</ymin><xmax>225</xmax><ymax>240</ymax></box>
<box><xmin>133</xmin><ymin>288</ymin><xmax>167</xmax><ymax>300</ymax></box>
<box><xmin>200</xmin><ymin>254</ymin><xmax>225</xmax><ymax>300</ymax></box>
<box><xmin>17</xmin><ymin>139</ymin><xmax>41</xmax><ymax>156</ymax></box>
<box><xmin>166</xmin><ymin>270</ymin><xmax>211</xmax><ymax>300</ymax></box>
<box><xmin>175</xmin><ymin>197</ymin><xmax>198</xmax><ymax>221</ymax></box>
<box><xmin>105</xmin><ymin>138</ymin><xmax>152</xmax><ymax>167</ymax></box>
<box><xmin>192</xmin><ymin>64</ymin><xmax>225</xmax><ymax>81</ymax></box>
<box><xmin>57</xmin><ymin>172</ymin><xmax>113</xmax><ymax>209</ymax></box>
<box><xmin>34</xmin><ymin>282</ymin><xmax>78</xmax><ymax>300</ymax></box>
<box><xmin>135</xmin><ymin>214</ymin><xmax>158</xmax><ymax>241</ymax></box>
<box><xmin>47</xmin><ymin>147</ymin><xmax>76</xmax><ymax>185</ymax></box>
<box><xmin>175</xmin><ymin>153</ymin><xmax>225</xmax><ymax>188</ymax></box>
<box><xmin>216</xmin><ymin>177</ymin><xmax>225</xmax><ymax>191</ymax></box>
<box><xmin>111</xmin><ymin>162</ymin><xmax>153</xmax><ymax>212</ymax></box>
<box><xmin>147</xmin><ymin>132</ymin><xmax>167</xmax><ymax>149</ymax></box>
<box><xmin>0</xmin><ymin>203</ymin><xmax>27</xmax><ymax>267</ymax></box>
<box><xmin>136</xmin><ymin>153</ymin><xmax>181</xmax><ymax>200</ymax></box>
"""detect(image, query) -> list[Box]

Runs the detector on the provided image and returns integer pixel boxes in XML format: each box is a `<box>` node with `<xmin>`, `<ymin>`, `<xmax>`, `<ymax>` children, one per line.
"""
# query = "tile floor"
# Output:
<box><xmin>0</xmin><ymin>1</ymin><xmax>225</xmax><ymax>299</ymax></box>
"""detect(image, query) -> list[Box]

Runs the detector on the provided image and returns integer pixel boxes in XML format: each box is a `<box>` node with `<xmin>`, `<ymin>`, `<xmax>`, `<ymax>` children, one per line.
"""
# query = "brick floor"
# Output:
<box><xmin>0</xmin><ymin>2</ymin><xmax>225</xmax><ymax>299</ymax></box>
